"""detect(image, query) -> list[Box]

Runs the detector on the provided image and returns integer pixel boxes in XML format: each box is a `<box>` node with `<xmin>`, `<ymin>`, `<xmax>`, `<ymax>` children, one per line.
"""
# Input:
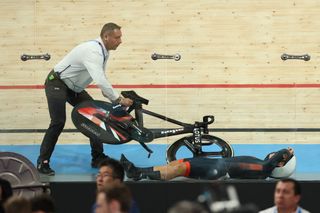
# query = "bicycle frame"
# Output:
<box><xmin>72</xmin><ymin>90</ymin><xmax>233</xmax><ymax>159</ymax></box>
<box><xmin>135</xmin><ymin>107</ymin><xmax>194</xmax><ymax>138</ymax></box>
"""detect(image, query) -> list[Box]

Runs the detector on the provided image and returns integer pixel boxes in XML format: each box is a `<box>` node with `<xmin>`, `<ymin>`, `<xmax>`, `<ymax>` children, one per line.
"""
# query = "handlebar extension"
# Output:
<box><xmin>203</xmin><ymin>116</ymin><xmax>214</xmax><ymax>124</ymax></box>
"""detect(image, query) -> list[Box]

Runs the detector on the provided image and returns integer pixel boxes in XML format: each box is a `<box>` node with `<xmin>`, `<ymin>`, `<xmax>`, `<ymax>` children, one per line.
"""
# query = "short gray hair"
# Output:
<box><xmin>100</xmin><ymin>22</ymin><xmax>121</xmax><ymax>37</ymax></box>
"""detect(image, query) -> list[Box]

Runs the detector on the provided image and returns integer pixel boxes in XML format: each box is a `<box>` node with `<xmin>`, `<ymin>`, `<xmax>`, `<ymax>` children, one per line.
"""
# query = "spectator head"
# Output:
<box><xmin>31</xmin><ymin>194</ymin><xmax>55</xmax><ymax>213</ymax></box>
<box><xmin>96</xmin><ymin>158</ymin><xmax>124</xmax><ymax>191</ymax></box>
<box><xmin>4</xmin><ymin>196</ymin><xmax>31</xmax><ymax>213</ymax></box>
<box><xmin>96</xmin><ymin>182</ymin><xmax>132</xmax><ymax>213</ymax></box>
<box><xmin>274</xmin><ymin>178</ymin><xmax>301</xmax><ymax>211</ymax></box>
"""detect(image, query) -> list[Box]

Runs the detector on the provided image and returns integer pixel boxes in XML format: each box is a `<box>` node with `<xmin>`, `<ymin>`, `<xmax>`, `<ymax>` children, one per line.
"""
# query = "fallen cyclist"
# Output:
<box><xmin>120</xmin><ymin>147</ymin><xmax>296</xmax><ymax>181</ymax></box>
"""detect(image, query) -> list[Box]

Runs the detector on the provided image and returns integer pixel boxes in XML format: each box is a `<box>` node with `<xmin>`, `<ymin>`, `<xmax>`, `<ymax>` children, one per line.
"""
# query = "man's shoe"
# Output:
<box><xmin>91</xmin><ymin>154</ymin><xmax>110</xmax><ymax>168</ymax></box>
<box><xmin>37</xmin><ymin>161</ymin><xmax>55</xmax><ymax>176</ymax></box>
<box><xmin>120</xmin><ymin>154</ymin><xmax>142</xmax><ymax>180</ymax></box>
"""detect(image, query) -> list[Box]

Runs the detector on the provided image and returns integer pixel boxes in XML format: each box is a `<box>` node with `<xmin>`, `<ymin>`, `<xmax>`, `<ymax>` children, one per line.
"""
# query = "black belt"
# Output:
<box><xmin>46</xmin><ymin>70</ymin><xmax>73</xmax><ymax>92</ymax></box>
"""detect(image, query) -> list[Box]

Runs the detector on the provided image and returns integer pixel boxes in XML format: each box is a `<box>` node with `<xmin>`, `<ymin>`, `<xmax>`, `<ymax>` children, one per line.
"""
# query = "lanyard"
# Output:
<box><xmin>93</xmin><ymin>40</ymin><xmax>106</xmax><ymax>64</ymax></box>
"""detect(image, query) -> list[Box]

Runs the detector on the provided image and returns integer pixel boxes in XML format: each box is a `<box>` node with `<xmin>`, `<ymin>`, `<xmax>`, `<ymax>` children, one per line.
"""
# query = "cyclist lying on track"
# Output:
<box><xmin>120</xmin><ymin>147</ymin><xmax>296</xmax><ymax>181</ymax></box>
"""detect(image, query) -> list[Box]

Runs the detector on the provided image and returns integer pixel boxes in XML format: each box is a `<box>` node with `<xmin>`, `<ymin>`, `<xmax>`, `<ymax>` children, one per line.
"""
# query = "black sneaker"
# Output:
<box><xmin>120</xmin><ymin>154</ymin><xmax>142</xmax><ymax>180</ymax></box>
<box><xmin>37</xmin><ymin>161</ymin><xmax>55</xmax><ymax>176</ymax></box>
<box><xmin>91</xmin><ymin>154</ymin><xmax>110</xmax><ymax>168</ymax></box>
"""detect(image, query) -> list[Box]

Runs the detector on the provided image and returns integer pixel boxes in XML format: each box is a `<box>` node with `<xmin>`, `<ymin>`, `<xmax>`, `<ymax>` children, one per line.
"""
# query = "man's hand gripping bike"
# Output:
<box><xmin>71</xmin><ymin>91</ymin><xmax>234</xmax><ymax>162</ymax></box>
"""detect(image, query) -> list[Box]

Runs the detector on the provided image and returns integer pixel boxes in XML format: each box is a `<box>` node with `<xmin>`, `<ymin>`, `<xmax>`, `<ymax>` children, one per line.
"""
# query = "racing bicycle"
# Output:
<box><xmin>71</xmin><ymin>91</ymin><xmax>234</xmax><ymax>162</ymax></box>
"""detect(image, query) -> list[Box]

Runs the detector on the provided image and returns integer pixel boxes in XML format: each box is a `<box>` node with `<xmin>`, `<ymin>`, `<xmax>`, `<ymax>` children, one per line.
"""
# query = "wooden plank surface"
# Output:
<box><xmin>0</xmin><ymin>0</ymin><xmax>319</xmax><ymax>145</ymax></box>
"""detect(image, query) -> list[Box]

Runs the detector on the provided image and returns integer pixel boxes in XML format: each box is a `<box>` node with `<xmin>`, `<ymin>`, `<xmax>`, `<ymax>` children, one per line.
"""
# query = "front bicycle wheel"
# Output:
<box><xmin>166</xmin><ymin>134</ymin><xmax>234</xmax><ymax>162</ymax></box>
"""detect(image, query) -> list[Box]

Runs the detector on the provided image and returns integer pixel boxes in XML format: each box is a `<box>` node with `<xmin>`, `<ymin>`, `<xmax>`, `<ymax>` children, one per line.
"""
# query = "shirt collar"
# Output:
<box><xmin>274</xmin><ymin>206</ymin><xmax>302</xmax><ymax>213</ymax></box>
<box><xmin>96</xmin><ymin>37</ymin><xmax>108</xmax><ymax>55</ymax></box>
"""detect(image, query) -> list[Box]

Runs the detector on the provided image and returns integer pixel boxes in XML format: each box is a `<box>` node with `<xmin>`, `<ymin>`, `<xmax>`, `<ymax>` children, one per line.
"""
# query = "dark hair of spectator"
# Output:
<box><xmin>31</xmin><ymin>194</ymin><xmax>55</xmax><ymax>213</ymax></box>
<box><xmin>98</xmin><ymin>158</ymin><xmax>125</xmax><ymax>182</ymax></box>
<box><xmin>279</xmin><ymin>178</ymin><xmax>301</xmax><ymax>195</ymax></box>
<box><xmin>99</xmin><ymin>183</ymin><xmax>132</xmax><ymax>212</ymax></box>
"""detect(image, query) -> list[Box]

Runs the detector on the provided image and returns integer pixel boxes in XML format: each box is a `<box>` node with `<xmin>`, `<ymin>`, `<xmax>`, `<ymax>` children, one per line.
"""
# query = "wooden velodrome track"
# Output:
<box><xmin>0</xmin><ymin>0</ymin><xmax>320</xmax><ymax>148</ymax></box>
<box><xmin>1</xmin><ymin>3</ymin><xmax>320</xmax><ymax>213</ymax></box>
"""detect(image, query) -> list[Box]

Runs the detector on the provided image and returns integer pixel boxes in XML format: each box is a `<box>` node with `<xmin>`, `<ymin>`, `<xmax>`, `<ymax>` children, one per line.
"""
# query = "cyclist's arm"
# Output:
<box><xmin>265</xmin><ymin>149</ymin><xmax>291</xmax><ymax>169</ymax></box>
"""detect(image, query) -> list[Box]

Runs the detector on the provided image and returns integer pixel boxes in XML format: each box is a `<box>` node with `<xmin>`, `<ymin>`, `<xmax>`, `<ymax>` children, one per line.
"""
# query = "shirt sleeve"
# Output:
<box><xmin>82</xmin><ymin>46</ymin><xmax>119</xmax><ymax>101</ymax></box>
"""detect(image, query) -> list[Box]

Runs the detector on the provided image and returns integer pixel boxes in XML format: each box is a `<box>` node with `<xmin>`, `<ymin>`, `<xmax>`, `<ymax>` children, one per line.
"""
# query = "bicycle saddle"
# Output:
<box><xmin>121</xmin><ymin>91</ymin><xmax>149</xmax><ymax>105</ymax></box>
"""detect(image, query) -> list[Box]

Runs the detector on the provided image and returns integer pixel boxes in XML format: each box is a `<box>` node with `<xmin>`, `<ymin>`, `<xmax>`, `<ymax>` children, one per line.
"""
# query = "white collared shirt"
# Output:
<box><xmin>259</xmin><ymin>206</ymin><xmax>310</xmax><ymax>213</ymax></box>
<box><xmin>54</xmin><ymin>37</ymin><xmax>119</xmax><ymax>101</ymax></box>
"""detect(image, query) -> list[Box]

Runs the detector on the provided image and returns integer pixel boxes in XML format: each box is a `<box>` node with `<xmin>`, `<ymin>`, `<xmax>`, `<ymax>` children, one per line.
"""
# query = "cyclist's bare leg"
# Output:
<box><xmin>154</xmin><ymin>161</ymin><xmax>187</xmax><ymax>180</ymax></box>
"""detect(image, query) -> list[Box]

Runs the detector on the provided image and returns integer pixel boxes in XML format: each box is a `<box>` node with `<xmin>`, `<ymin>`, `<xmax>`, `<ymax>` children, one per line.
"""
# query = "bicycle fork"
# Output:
<box><xmin>192</xmin><ymin>126</ymin><xmax>203</xmax><ymax>155</ymax></box>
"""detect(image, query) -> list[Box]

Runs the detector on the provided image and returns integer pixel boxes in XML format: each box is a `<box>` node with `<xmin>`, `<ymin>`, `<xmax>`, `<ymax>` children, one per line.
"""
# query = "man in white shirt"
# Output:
<box><xmin>259</xmin><ymin>178</ymin><xmax>310</xmax><ymax>213</ymax></box>
<box><xmin>37</xmin><ymin>22</ymin><xmax>133</xmax><ymax>175</ymax></box>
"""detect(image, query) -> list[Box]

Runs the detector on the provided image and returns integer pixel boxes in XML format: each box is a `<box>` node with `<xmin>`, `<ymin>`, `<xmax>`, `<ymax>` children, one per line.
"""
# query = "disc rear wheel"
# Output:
<box><xmin>166</xmin><ymin>134</ymin><xmax>234</xmax><ymax>162</ymax></box>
